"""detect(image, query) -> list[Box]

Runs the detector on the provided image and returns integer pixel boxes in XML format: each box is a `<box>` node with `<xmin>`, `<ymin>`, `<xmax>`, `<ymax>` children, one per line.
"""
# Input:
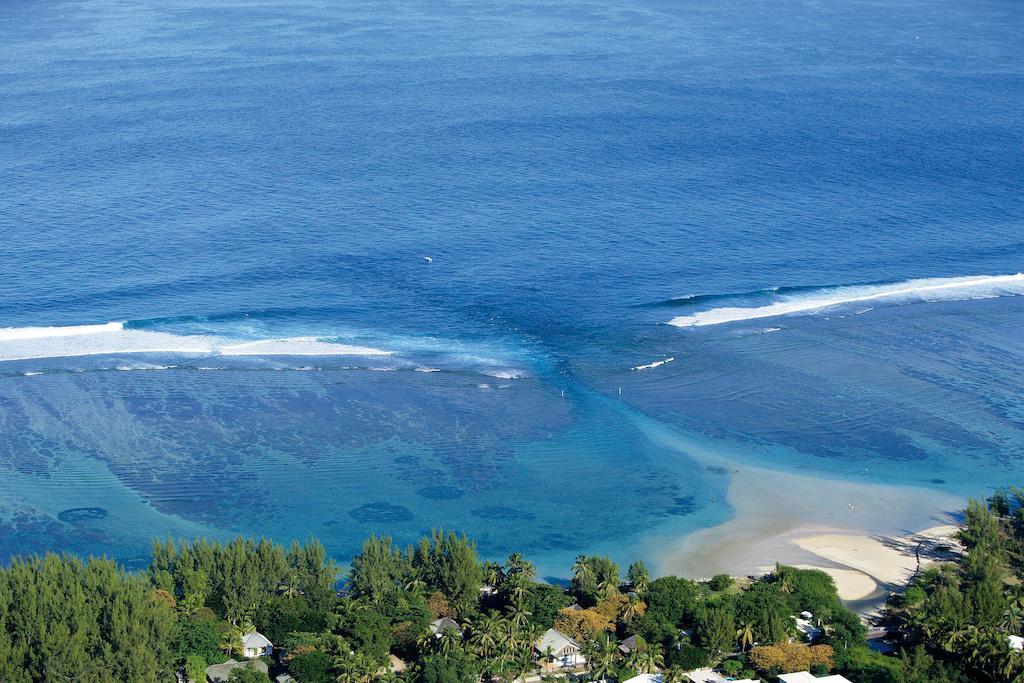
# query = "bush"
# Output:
<box><xmin>748</xmin><ymin>643</ymin><xmax>834</xmax><ymax>674</ymax></box>
<box><xmin>172</xmin><ymin>615</ymin><xmax>225</xmax><ymax>664</ymax></box>
<box><xmin>836</xmin><ymin>646</ymin><xmax>901</xmax><ymax>683</ymax></box>
<box><xmin>288</xmin><ymin>651</ymin><xmax>334</xmax><ymax>683</ymax></box>
<box><xmin>255</xmin><ymin>595</ymin><xmax>329</xmax><ymax>645</ymax></box>
<box><xmin>420</xmin><ymin>651</ymin><xmax>480</xmax><ymax>683</ymax></box>
<box><xmin>645</xmin><ymin>576</ymin><xmax>700</xmax><ymax>627</ymax></box>
<box><xmin>708</xmin><ymin>574</ymin><xmax>733</xmax><ymax>592</ymax></box>
<box><xmin>184</xmin><ymin>654</ymin><xmax>206</xmax><ymax>683</ymax></box>
<box><xmin>666</xmin><ymin>642</ymin><xmax>710</xmax><ymax>670</ymax></box>
<box><xmin>721</xmin><ymin>659</ymin><xmax>742</xmax><ymax>675</ymax></box>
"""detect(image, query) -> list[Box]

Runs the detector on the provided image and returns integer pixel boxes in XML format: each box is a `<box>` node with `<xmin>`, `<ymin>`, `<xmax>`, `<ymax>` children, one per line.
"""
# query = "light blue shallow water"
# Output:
<box><xmin>0</xmin><ymin>0</ymin><xmax>1021</xmax><ymax>573</ymax></box>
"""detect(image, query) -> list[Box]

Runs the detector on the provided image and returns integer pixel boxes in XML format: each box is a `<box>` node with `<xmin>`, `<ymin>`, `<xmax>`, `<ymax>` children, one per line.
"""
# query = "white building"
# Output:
<box><xmin>240</xmin><ymin>630</ymin><xmax>273</xmax><ymax>658</ymax></box>
<box><xmin>1009</xmin><ymin>635</ymin><xmax>1023</xmax><ymax>651</ymax></box>
<box><xmin>793</xmin><ymin>614</ymin><xmax>823</xmax><ymax>642</ymax></box>
<box><xmin>622</xmin><ymin>674</ymin><xmax>662</xmax><ymax>683</ymax></box>
<box><xmin>536</xmin><ymin>628</ymin><xmax>585</xmax><ymax>669</ymax></box>
<box><xmin>683</xmin><ymin>668</ymin><xmax>758</xmax><ymax>683</ymax></box>
<box><xmin>778</xmin><ymin>673</ymin><xmax>853</xmax><ymax>683</ymax></box>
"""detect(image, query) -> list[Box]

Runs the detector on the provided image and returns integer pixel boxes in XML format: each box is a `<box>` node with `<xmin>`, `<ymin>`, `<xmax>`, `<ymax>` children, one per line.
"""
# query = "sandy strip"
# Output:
<box><xmin>792</xmin><ymin>525</ymin><xmax>959</xmax><ymax>589</ymax></box>
<box><xmin>656</xmin><ymin>463</ymin><xmax>961</xmax><ymax>610</ymax></box>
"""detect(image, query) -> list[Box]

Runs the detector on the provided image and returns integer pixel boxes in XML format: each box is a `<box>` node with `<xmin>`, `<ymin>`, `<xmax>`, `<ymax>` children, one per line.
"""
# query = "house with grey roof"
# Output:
<box><xmin>535</xmin><ymin>628</ymin><xmax>585</xmax><ymax>670</ymax></box>
<box><xmin>241</xmin><ymin>630</ymin><xmax>273</xmax><ymax>658</ymax></box>
<box><xmin>206</xmin><ymin>659</ymin><xmax>269</xmax><ymax>683</ymax></box>
<box><xmin>429</xmin><ymin>617</ymin><xmax>461</xmax><ymax>636</ymax></box>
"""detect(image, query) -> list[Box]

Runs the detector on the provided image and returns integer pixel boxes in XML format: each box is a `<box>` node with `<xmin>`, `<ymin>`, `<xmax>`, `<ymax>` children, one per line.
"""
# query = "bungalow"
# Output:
<box><xmin>618</xmin><ymin>634</ymin><xmax>640</xmax><ymax>655</ymax></box>
<box><xmin>778</xmin><ymin>673</ymin><xmax>853</xmax><ymax>683</ymax></box>
<box><xmin>622</xmin><ymin>674</ymin><xmax>662</xmax><ymax>683</ymax></box>
<box><xmin>206</xmin><ymin>659</ymin><xmax>269</xmax><ymax>683</ymax></box>
<box><xmin>429</xmin><ymin>617</ymin><xmax>461</xmax><ymax>636</ymax></box>
<box><xmin>241</xmin><ymin>630</ymin><xmax>273</xmax><ymax>658</ymax></box>
<box><xmin>793</xmin><ymin>614</ymin><xmax>822</xmax><ymax>642</ymax></box>
<box><xmin>682</xmin><ymin>668</ymin><xmax>758</xmax><ymax>683</ymax></box>
<box><xmin>1009</xmin><ymin>635</ymin><xmax>1023</xmax><ymax>651</ymax></box>
<box><xmin>535</xmin><ymin>628</ymin><xmax>585</xmax><ymax>670</ymax></box>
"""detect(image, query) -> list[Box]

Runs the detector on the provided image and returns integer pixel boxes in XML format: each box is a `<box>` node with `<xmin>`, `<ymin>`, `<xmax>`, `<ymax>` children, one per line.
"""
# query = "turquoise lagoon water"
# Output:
<box><xmin>0</xmin><ymin>0</ymin><xmax>1021</xmax><ymax>574</ymax></box>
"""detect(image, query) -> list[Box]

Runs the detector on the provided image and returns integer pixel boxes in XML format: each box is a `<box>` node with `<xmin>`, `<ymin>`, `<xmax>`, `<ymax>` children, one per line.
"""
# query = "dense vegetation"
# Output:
<box><xmin>0</xmin><ymin>491</ymin><xmax>1020</xmax><ymax>682</ymax></box>
<box><xmin>881</xmin><ymin>487</ymin><xmax>1024</xmax><ymax>683</ymax></box>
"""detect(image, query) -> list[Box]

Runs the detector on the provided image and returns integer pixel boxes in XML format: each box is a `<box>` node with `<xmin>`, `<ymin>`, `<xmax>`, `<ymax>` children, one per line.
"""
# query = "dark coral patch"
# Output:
<box><xmin>349</xmin><ymin>502</ymin><xmax>413</xmax><ymax>523</ymax></box>
<box><xmin>57</xmin><ymin>507</ymin><xmax>108</xmax><ymax>523</ymax></box>
<box><xmin>667</xmin><ymin>495</ymin><xmax>697</xmax><ymax>516</ymax></box>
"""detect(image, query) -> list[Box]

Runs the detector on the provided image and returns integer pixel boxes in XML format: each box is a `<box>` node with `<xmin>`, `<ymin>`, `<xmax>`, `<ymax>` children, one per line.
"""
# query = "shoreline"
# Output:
<box><xmin>651</xmin><ymin>461</ymin><xmax>962</xmax><ymax>614</ymax></box>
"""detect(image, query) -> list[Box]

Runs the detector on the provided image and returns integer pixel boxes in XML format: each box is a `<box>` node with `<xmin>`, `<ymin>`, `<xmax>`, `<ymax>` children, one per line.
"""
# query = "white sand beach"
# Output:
<box><xmin>655</xmin><ymin>463</ymin><xmax>962</xmax><ymax>611</ymax></box>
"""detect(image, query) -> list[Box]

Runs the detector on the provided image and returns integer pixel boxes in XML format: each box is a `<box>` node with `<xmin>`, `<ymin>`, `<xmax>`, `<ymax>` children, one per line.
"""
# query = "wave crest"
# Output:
<box><xmin>667</xmin><ymin>273</ymin><xmax>1024</xmax><ymax>327</ymax></box>
<box><xmin>0</xmin><ymin>322</ymin><xmax>391</xmax><ymax>361</ymax></box>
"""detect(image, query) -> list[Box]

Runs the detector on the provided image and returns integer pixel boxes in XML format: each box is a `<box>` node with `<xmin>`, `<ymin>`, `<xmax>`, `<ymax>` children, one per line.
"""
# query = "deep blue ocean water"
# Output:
<box><xmin>0</xmin><ymin>0</ymin><xmax>1021</xmax><ymax>574</ymax></box>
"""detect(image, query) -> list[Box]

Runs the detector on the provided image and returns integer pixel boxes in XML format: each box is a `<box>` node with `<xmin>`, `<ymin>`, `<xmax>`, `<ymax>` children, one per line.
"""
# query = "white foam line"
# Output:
<box><xmin>631</xmin><ymin>357</ymin><xmax>675</xmax><ymax>371</ymax></box>
<box><xmin>0</xmin><ymin>322</ymin><xmax>391</xmax><ymax>361</ymax></box>
<box><xmin>483</xmin><ymin>369</ymin><xmax>525</xmax><ymax>379</ymax></box>
<box><xmin>668</xmin><ymin>273</ymin><xmax>1024</xmax><ymax>327</ymax></box>
<box><xmin>0</xmin><ymin>321</ymin><xmax>125</xmax><ymax>341</ymax></box>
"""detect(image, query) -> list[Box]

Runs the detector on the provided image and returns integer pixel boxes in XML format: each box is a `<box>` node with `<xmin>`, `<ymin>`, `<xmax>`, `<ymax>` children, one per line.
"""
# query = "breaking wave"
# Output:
<box><xmin>667</xmin><ymin>273</ymin><xmax>1024</xmax><ymax>327</ymax></box>
<box><xmin>0</xmin><ymin>321</ymin><xmax>391</xmax><ymax>362</ymax></box>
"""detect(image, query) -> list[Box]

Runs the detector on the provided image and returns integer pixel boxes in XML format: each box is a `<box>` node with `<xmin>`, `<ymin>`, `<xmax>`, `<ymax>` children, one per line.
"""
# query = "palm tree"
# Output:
<box><xmin>469</xmin><ymin>611</ymin><xmax>502</xmax><ymax>659</ymax></box>
<box><xmin>625</xmin><ymin>648</ymin><xmax>643</xmax><ymax>673</ymax></box>
<box><xmin>1004</xmin><ymin>599</ymin><xmax>1024</xmax><ymax>633</ymax></box>
<box><xmin>334</xmin><ymin>652</ymin><xmax>376</xmax><ymax>683</ymax></box>
<box><xmin>661</xmin><ymin>668</ymin><xmax>687</xmax><ymax>683</ymax></box>
<box><xmin>483</xmin><ymin>561</ymin><xmax>505</xmax><ymax>587</ymax></box>
<box><xmin>279</xmin><ymin>569</ymin><xmax>300</xmax><ymax>598</ymax></box>
<box><xmin>775</xmin><ymin>563</ymin><xmax>793</xmax><ymax>594</ymax></box>
<box><xmin>942</xmin><ymin>626</ymin><xmax>969</xmax><ymax>654</ymax></box>
<box><xmin>335</xmin><ymin>598</ymin><xmax>370</xmax><ymax>620</ymax></box>
<box><xmin>507</xmin><ymin>599</ymin><xmax>532</xmax><ymax>630</ymax></box>
<box><xmin>590</xmin><ymin>634</ymin><xmax>619</xmax><ymax>681</ymax></box>
<box><xmin>505</xmin><ymin>574</ymin><xmax>532</xmax><ymax>604</ymax></box>
<box><xmin>322</xmin><ymin>634</ymin><xmax>352</xmax><ymax>659</ymax></box>
<box><xmin>438</xmin><ymin>628</ymin><xmax>464</xmax><ymax>655</ymax></box>
<box><xmin>596</xmin><ymin>577</ymin><xmax>617</xmax><ymax>600</ymax></box>
<box><xmin>416</xmin><ymin>630</ymin><xmax>438</xmax><ymax>655</ymax></box>
<box><xmin>573</xmin><ymin>555</ymin><xmax>592</xmax><ymax>583</ymax></box>
<box><xmin>404</xmin><ymin>568</ymin><xmax>426</xmax><ymax>593</ymax></box>
<box><xmin>627</xmin><ymin>561</ymin><xmax>650</xmax><ymax>597</ymax></box>
<box><xmin>581</xmin><ymin>638</ymin><xmax>600</xmax><ymax>677</ymax></box>
<box><xmin>495</xmin><ymin>622</ymin><xmax>519</xmax><ymax>676</ymax></box>
<box><xmin>736</xmin><ymin>621</ymin><xmax>756</xmax><ymax>652</ymax></box>
<box><xmin>635</xmin><ymin>646</ymin><xmax>664</xmax><ymax>674</ymax></box>
<box><xmin>621</xmin><ymin>595</ymin><xmax>645</xmax><ymax>623</ymax></box>
<box><xmin>511</xmin><ymin>647</ymin><xmax>535</xmax><ymax>683</ymax></box>
<box><xmin>219</xmin><ymin>621</ymin><xmax>244</xmax><ymax>658</ymax></box>
<box><xmin>506</xmin><ymin>552</ymin><xmax>537</xmax><ymax>582</ymax></box>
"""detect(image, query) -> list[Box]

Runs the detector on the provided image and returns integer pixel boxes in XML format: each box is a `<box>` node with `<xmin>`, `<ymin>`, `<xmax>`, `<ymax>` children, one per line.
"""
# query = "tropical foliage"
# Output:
<box><xmin>1</xmin><ymin>489</ymin><xmax>1020</xmax><ymax>682</ymax></box>
<box><xmin>881</xmin><ymin>488</ymin><xmax>1024</xmax><ymax>683</ymax></box>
